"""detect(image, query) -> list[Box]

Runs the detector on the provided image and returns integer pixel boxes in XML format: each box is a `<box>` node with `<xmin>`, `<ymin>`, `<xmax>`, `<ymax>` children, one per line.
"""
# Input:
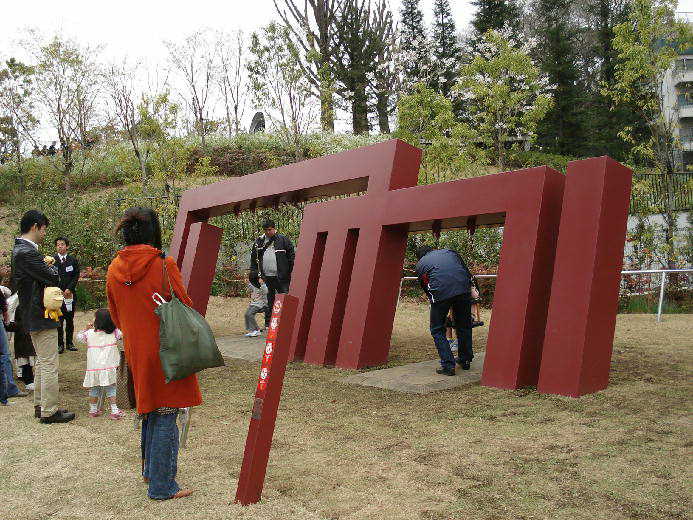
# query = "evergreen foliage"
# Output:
<box><xmin>399</xmin><ymin>0</ymin><xmax>431</xmax><ymax>91</ymax></box>
<box><xmin>431</xmin><ymin>0</ymin><xmax>463</xmax><ymax>99</ymax></box>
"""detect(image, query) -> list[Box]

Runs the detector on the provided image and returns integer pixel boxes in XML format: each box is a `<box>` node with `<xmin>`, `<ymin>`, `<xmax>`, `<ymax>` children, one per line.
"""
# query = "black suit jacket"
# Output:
<box><xmin>11</xmin><ymin>238</ymin><xmax>60</xmax><ymax>332</ymax></box>
<box><xmin>56</xmin><ymin>253</ymin><xmax>80</xmax><ymax>293</ymax></box>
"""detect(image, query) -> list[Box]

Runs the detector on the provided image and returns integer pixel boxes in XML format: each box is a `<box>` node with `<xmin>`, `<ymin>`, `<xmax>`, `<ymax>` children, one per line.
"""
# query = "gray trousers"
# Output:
<box><xmin>244</xmin><ymin>305</ymin><xmax>267</xmax><ymax>332</ymax></box>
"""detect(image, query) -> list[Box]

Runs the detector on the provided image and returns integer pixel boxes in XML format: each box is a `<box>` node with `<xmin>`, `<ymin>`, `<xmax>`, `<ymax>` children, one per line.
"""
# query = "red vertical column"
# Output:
<box><xmin>538</xmin><ymin>157</ymin><xmax>632</xmax><ymax>397</ymax></box>
<box><xmin>179</xmin><ymin>222</ymin><xmax>222</xmax><ymax>316</ymax></box>
<box><xmin>302</xmin><ymin>228</ymin><xmax>359</xmax><ymax>365</ymax></box>
<box><xmin>235</xmin><ymin>294</ymin><xmax>298</xmax><ymax>505</ymax></box>
<box><xmin>286</xmin><ymin>212</ymin><xmax>327</xmax><ymax>361</ymax></box>
<box><xmin>336</xmin><ymin>223</ymin><xmax>409</xmax><ymax>369</ymax></box>
<box><xmin>481</xmin><ymin>168</ymin><xmax>564</xmax><ymax>389</ymax></box>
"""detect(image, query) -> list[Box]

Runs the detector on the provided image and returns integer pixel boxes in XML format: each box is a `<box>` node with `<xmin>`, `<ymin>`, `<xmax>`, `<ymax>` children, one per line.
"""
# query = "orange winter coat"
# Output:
<box><xmin>106</xmin><ymin>244</ymin><xmax>202</xmax><ymax>414</ymax></box>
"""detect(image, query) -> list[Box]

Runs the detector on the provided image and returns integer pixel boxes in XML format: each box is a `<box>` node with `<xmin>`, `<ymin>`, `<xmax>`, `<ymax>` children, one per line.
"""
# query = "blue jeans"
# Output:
<box><xmin>0</xmin><ymin>325</ymin><xmax>20</xmax><ymax>399</ymax></box>
<box><xmin>430</xmin><ymin>293</ymin><xmax>474</xmax><ymax>370</ymax></box>
<box><xmin>141</xmin><ymin>410</ymin><xmax>181</xmax><ymax>499</ymax></box>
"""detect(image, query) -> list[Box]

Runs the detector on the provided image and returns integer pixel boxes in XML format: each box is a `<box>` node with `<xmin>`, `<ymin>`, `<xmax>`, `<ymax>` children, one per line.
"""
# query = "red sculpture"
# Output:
<box><xmin>171</xmin><ymin>140</ymin><xmax>631</xmax><ymax>397</ymax></box>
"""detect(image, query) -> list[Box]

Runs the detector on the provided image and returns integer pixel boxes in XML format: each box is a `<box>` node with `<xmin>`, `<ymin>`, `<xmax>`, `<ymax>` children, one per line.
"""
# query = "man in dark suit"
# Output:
<box><xmin>55</xmin><ymin>237</ymin><xmax>80</xmax><ymax>353</ymax></box>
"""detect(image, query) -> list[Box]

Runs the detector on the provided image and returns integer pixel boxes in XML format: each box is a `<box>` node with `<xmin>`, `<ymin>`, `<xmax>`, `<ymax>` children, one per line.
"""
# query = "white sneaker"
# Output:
<box><xmin>248</xmin><ymin>330</ymin><xmax>260</xmax><ymax>337</ymax></box>
<box><xmin>25</xmin><ymin>383</ymin><xmax>35</xmax><ymax>391</ymax></box>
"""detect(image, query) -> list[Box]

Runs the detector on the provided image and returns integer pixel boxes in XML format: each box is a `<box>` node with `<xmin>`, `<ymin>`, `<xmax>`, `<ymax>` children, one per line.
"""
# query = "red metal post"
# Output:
<box><xmin>538</xmin><ymin>157</ymin><xmax>632</xmax><ymax>396</ymax></box>
<box><xmin>179</xmin><ymin>222</ymin><xmax>223</xmax><ymax>316</ymax></box>
<box><xmin>235</xmin><ymin>294</ymin><xmax>298</xmax><ymax>505</ymax></box>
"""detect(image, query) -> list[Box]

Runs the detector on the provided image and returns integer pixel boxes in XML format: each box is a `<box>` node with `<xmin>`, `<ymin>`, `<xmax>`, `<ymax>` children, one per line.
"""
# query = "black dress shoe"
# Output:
<box><xmin>58</xmin><ymin>344</ymin><xmax>65</xmax><ymax>354</ymax></box>
<box><xmin>39</xmin><ymin>410</ymin><xmax>76</xmax><ymax>424</ymax></box>
<box><xmin>436</xmin><ymin>367</ymin><xmax>456</xmax><ymax>376</ymax></box>
<box><xmin>35</xmin><ymin>405</ymin><xmax>69</xmax><ymax>418</ymax></box>
<box><xmin>66</xmin><ymin>345</ymin><xmax>78</xmax><ymax>352</ymax></box>
<box><xmin>458</xmin><ymin>361</ymin><xmax>471</xmax><ymax>370</ymax></box>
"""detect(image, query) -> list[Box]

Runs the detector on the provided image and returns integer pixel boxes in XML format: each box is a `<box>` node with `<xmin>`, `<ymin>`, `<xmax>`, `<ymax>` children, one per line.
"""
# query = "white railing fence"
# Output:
<box><xmin>398</xmin><ymin>269</ymin><xmax>693</xmax><ymax>322</ymax></box>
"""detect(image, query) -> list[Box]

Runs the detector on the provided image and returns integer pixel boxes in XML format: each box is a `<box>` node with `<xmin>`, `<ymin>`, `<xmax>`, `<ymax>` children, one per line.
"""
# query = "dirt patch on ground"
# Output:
<box><xmin>0</xmin><ymin>299</ymin><xmax>690</xmax><ymax>520</ymax></box>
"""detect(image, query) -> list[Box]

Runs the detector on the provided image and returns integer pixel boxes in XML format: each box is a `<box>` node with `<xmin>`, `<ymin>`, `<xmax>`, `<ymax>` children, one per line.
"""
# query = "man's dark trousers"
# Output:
<box><xmin>430</xmin><ymin>292</ymin><xmax>474</xmax><ymax>370</ymax></box>
<box><xmin>57</xmin><ymin>301</ymin><xmax>75</xmax><ymax>349</ymax></box>
<box><xmin>263</xmin><ymin>276</ymin><xmax>289</xmax><ymax>325</ymax></box>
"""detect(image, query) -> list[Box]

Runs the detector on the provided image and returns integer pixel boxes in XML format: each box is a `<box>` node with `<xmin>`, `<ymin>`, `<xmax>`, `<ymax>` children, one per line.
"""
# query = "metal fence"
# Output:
<box><xmin>398</xmin><ymin>268</ymin><xmax>693</xmax><ymax>322</ymax></box>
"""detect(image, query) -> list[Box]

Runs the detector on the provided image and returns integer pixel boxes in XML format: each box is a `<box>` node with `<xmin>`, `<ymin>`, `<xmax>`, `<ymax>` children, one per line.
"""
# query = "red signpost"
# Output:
<box><xmin>235</xmin><ymin>294</ymin><xmax>298</xmax><ymax>505</ymax></box>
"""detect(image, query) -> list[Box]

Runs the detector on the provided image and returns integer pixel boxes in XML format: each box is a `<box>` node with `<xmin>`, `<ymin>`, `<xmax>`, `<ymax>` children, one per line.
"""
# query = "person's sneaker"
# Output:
<box><xmin>109</xmin><ymin>410</ymin><xmax>126</xmax><ymax>421</ymax></box>
<box><xmin>436</xmin><ymin>367</ymin><xmax>456</xmax><ymax>376</ymax></box>
<box><xmin>25</xmin><ymin>383</ymin><xmax>35</xmax><ymax>391</ymax></box>
<box><xmin>39</xmin><ymin>410</ymin><xmax>76</xmax><ymax>424</ymax></box>
<box><xmin>1</xmin><ymin>401</ymin><xmax>14</xmax><ymax>406</ymax></box>
<box><xmin>458</xmin><ymin>360</ymin><xmax>471</xmax><ymax>370</ymax></box>
<box><xmin>245</xmin><ymin>330</ymin><xmax>260</xmax><ymax>337</ymax></box>
<box><xmin>66</xmin><ymin>345</ymin><xmax>78</xmax><ymax>352</ymax></box>
<box><xmin>89</xmin><ymin>410</ymin><xmax>103</xmax><ymax>418</ymax></box>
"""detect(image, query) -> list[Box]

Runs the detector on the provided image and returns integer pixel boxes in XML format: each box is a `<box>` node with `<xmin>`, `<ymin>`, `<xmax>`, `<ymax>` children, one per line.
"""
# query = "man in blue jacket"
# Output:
<box><xmin>415</xmin><ymin>246</ymin><xmax>474</xmax><ymax>376</ymax></box>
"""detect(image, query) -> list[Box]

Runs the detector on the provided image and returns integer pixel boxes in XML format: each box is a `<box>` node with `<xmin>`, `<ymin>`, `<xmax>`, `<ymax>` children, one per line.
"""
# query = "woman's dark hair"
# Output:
<box><xmin>94</xmin><ymin>308</ymin><xmax>116</xmax><ymax>334</ymax></box>
<box><xmin>115</xmin><ymin>207</ymin><xmax>162</xmax><ymax>250</ymax></box>
<box><xmin>20</xmin><ymin>210</ymin><xmax>49</xmax><ymax>234</ymax></box>
<box><xmin>416</xmin><ymin>245</ymin><xmax>434</xmax><ymax>260</ymax></box>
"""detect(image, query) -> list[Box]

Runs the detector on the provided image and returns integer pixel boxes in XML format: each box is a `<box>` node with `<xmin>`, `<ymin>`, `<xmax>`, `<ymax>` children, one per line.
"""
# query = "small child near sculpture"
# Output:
<box><xmin>78</xmin><ymin>308</ymin><xmax>125</xmax><ymax>420</ymax></box>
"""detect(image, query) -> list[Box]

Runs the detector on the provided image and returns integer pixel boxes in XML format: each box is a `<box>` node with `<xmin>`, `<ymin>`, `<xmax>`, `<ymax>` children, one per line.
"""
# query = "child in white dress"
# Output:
<box><xmin>78</xmin><ymin>309</ymin><xmax>125</xmax><ymax>420</ymax></box>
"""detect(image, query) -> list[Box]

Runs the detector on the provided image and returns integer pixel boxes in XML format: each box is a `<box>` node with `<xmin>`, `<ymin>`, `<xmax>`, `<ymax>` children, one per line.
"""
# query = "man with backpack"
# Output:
<box><xmin>415</xmin><ymin>245</ymin><xmax>474</xmax><ymax>376</ymax></box>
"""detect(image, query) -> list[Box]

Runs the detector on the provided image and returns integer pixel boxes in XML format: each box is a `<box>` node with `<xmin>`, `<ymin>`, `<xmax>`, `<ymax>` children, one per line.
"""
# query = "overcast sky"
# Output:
<box><xmin>0</xmin><ymin>0</ymin><xmax>477</xmax><ymax>64</ymax></box>
<box><xmin>1</xmin><ymin>0</ymin><xmax>691</xmax><ymax>142</ymax></box>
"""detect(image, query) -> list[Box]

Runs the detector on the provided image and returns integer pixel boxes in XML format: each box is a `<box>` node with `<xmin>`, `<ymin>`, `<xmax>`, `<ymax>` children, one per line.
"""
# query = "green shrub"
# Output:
<box><xmin>508</xmin><ymin>151</ymin><xmax>576</xmax><ymax>173</ymax></box>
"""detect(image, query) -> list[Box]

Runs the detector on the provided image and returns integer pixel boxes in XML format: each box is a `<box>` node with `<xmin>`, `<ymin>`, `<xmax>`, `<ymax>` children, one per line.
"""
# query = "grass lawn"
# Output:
<box><xmin>0</xmin><ymin>297</ymin><xmax>690</xmax><ymax>520</ymax></box>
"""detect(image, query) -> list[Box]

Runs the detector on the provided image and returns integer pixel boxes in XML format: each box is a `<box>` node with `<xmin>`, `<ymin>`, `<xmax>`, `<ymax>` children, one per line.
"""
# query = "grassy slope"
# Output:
<box><xmin>0</xmin><ymin>298</ymin><xmax>690</xmax><ymax>520</ymax></box>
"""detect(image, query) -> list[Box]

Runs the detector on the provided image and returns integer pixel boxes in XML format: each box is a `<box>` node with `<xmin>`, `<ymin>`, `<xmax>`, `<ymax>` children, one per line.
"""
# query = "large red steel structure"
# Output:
<box><xmin>171</xmin><ymin>139</ymin><xmax>632</xmax><ymax>397</ymax></box>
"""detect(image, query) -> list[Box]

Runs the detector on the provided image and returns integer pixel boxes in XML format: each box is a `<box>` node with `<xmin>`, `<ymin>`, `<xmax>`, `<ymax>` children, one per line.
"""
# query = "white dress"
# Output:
<box><xmin>79</xmin><ymin>329</ymin><xmax>122</xmax><ymax>387</ymax></box>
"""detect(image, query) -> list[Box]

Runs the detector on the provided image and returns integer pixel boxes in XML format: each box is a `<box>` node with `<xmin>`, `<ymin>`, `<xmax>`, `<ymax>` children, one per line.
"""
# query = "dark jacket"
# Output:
<box><xmin>56</xmin><ymin>253</ymin><xmax>80</xmax><ymax>293</ymax></box>
<box><xmin>11</xmin><ymin>238</ymin><xmax>60</xmax><ymax>332</ymax></box>
<box><xmin>250</xmin><ymin>233</ymin><xmax>295</xmax><ymax>286</ymax></box>
<box><xmin>415</xmin><ymin>249</ymin><xmax>472</xmax><ymax>303</ymax></box>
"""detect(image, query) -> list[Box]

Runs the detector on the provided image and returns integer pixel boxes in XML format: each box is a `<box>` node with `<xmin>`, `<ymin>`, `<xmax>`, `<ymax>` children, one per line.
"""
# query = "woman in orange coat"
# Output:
<box><xmin>107</xmin><ymin>207</ymin><xmax>201</xmax><ymax>500</ymax></box>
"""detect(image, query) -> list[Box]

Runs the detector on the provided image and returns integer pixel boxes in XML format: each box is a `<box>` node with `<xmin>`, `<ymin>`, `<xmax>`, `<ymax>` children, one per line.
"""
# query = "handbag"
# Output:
<box><xmin>152</xmin><ymin>256</ymin><xmax>224</xmax><ymax>383</ymax></box>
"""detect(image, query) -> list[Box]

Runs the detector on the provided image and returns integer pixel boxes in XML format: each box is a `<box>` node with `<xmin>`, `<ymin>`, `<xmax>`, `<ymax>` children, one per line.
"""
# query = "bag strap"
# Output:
<box><xmin>160</xmin><ymin>253</ymin><xmax>174</xmax><ymax>299</ymax></box>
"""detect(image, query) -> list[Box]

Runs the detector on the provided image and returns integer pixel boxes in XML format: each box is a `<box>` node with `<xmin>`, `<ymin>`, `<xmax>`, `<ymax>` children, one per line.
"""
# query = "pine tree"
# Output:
<box><xmin>431</xmin><ymin>0</ymin><xmax>462</xmax><ymax>98</ymax></box>
<box><xmin>470</xmin><ymin>0</ymin><xmax>521</xmax><ymax>36</ymax></box>
<box><xmin>532</xmin><ymin>0</ymin><xmax>583</xmax><ymax>155</ymax></box>
<box><xmin>399</xmin><ymin>0</ymin><xmax>431</xmax><ymax>91</ymax></box>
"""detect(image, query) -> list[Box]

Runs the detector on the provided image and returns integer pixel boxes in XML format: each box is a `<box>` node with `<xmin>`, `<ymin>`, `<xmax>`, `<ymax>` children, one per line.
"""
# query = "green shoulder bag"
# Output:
<box><xmin>153</xmin><ymin>256</ymin><xmax>225</xmax><ymax>383</ymax></box>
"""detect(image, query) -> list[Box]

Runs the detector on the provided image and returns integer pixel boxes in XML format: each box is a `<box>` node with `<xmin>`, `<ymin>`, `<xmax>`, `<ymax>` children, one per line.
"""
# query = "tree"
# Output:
<box><xmin>605</xmin><ymin>0</ymin><xmax>693</xmax><ymax>268</ymax></box>
<box><xmin>575</xmin><ymin>0</ymin><xmax>641</xmax><ymax>159</ymax></box>
<box><xmin>399</xmin><ymin>0</ymin><xmax>431</xmax><ymax>91</ymax></box>
<box><xmin>454</xmin><ymin>30</ymin><xmax>553</xmax><ymax>170</ymax></box>
<box><xmin>0</xmin><ymin>58</ymin><xmax>37</xmax><ymax>189</ymax></box>
<box><xmin>165</xmin><ymin>31</ymin><xmax>217</xmax><ymax>148</ymax></box>
<box><xmin>248</xmin><ymin>23</ymin><xmax>316</xmax><ymax>160</ymax></box>
<box><xmin>371</xmin><ymin>11</ymin><xmax>398</xmax><ymax>133</ymax></box>
<box><xmin>217</xmin><ymin>30</ymin><xmax>247</xmax><ymax>137</ymax></box>
<box><xmin>274</xmin><ymin>0</ymin><xmax>341</xmax><ymax>132</ymax></box>
<box><xmin>530</xmin><ymin>0</ymin><xmax>584</xmax><ymax>155</ymax></box>
<box><xmin>470</xmin><ymin>0</ymin><xmax>521</xmax><ymax>36</ymax></box>
<box><xmin>25</xmin><ymin>33</ymin><xmax>101</xmax><ymax>190</ymax></box>
<box><xmin>331</xmin><ymin>0</ymin><xmax>393</xmax><ymax>134</ymax></box>
<box><xmin>107</xmin><ymin>63</ymin><xmax>178</xmax><ymax>188</ymax></box>
<box><xmin>396</xmin><ymin>83</ymin><xmax>481</xmax><ymax>183</ymax></box>
<box><xmin>431</xmin><ymin>0</ymin><xmax>462</xmax><ymax>99</ymax></box>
